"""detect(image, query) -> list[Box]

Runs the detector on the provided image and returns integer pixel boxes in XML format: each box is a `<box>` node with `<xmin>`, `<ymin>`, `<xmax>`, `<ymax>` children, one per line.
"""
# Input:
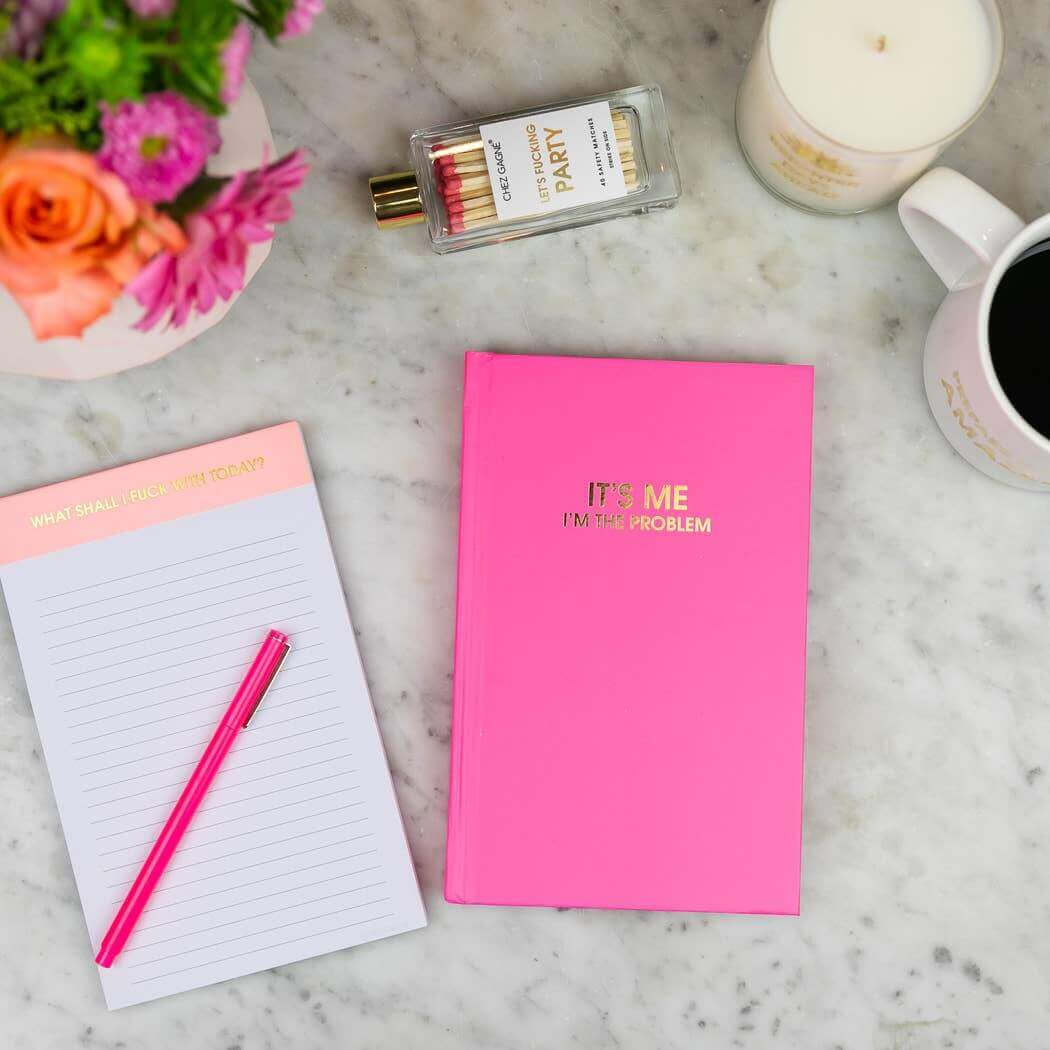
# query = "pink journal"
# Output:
<box><xmin>446</xmin><ymin>352</ymin><xmax>814</xmax><ymax>914</ymax></box>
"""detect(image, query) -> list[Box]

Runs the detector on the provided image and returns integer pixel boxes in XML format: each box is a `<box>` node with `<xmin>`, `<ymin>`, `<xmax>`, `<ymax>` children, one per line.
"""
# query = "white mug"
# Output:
<box><xmin>899</xmin><ymin>167</ymin><xmax>1050</xmax><ymax>491</ymax></box>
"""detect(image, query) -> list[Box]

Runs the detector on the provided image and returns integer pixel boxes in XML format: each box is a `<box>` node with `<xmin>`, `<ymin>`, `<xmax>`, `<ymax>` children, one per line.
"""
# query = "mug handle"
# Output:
<box><xmin>899</xmin><ymin>168</ymin><xmax>1025</xmax><ymax>290</ymax></box>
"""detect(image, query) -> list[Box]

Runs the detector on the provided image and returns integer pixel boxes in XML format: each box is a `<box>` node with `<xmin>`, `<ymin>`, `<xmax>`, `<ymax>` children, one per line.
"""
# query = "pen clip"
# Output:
<box><xmin>243</xmin><ymin>642</ymin><xmax>290</xmax><ymax>728</ymax></box>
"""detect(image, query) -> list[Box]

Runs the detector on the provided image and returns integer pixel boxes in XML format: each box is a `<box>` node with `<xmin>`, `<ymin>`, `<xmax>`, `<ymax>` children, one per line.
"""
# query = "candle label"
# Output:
<box><xmin>479</xmin><ymin>102</ymin><xmax>628</xmax><ymax>223</ymax></box>
<box><xmin>769</xmin><ymin>132</ymin><xmax>861</xmax><ymax>202</ymax></box>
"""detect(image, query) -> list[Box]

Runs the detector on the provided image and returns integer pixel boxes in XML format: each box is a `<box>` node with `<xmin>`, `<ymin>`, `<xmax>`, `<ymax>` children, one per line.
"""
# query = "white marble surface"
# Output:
<box><xmin>2</xmin><ymin>1</ymin><xmax>1050</xmax><ymax>1047</ymax></box>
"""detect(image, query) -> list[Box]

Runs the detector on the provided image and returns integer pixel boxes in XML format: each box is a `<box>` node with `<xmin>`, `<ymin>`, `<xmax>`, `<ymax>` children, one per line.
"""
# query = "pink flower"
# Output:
<box><xmin>0</xmin><ymin>144</ymin><xmax>185</xmax><ymax>339</ymax></box>
<box><xmin>220</xmin><ymin>22</ymin><xmax>252</xmax><ymax>105</ymax></box>
<box><xmin>4</xmin><ymin>0</ymin><xmax>67</xmax><ymax>59</ymax></box>
<box><xmin>98</xmin><ymin>92</ymin><xmax>220</xmax><ymax>204</ymax></box>
<box><xmin>124</xmin><ymin>0</ymin><xmax>175</xmax><ymax>15</ymax></box>
<box><xmin>281</xmin><ymin>0</ymin><xmax>323</xmax><ymax>39</ymax></box>
<box><xmin>129</xmin><ymin>150</ymin><xmax>309</xmax><ymax>330</ymax></box>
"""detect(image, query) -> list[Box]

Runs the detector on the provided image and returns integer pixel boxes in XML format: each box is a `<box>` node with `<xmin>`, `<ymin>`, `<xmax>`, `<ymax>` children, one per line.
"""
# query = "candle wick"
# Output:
<box><xmin>875</xmin><ymin>33</ymin><xmax>887</xmax><ymax>52</ymax></box>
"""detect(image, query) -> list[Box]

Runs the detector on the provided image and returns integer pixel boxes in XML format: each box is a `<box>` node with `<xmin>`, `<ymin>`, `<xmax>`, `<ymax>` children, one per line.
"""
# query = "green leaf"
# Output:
<box><xmin>163</xmin><ymin>0</ymin><xmax>240</xmax><ymax>114</ymax></box>
<box><xmin>161</xmin><ymin>172</ymin><xmax>229</xmax><ymax>221</ymax></box>
<box><xmin>0</xmin><ymin>74</ymin><xmax>100</xmax><ymax>143</ymax></box>
<box><xmin>241</xmin><ymin>0</ymin><xmax>294</xmax><ymax>41</ymax></box>
<box><xmin>50</xmin><ymin>0</ymin><xmax>103</xmax><ymax>39</ymax></box>
<box><xmin>0</xmin><ymin>59</ymin><xmax>36</xmax><ymax>90</ymax></box>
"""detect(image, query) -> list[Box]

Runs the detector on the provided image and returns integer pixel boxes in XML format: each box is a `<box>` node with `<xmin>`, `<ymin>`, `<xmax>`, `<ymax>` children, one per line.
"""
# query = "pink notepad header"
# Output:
<box><xmin>0</xmin><ymin>422</ymin><xmax>311</xmax><ymax>566</ymax></box>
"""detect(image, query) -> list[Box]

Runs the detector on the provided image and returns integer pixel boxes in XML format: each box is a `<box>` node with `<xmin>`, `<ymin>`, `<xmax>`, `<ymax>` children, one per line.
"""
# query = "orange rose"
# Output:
<box><xmin>0</xmin><ymin>143</ymin><xmax>186</xmax><ymax>340</ymax></box>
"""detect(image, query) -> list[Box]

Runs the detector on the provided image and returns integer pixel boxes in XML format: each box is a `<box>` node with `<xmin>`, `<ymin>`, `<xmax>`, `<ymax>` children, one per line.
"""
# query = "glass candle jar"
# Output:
<box><xmin>735</xmin><ymin>0</ymin><xmax>1004</xmax><ymax>215</ymax></box>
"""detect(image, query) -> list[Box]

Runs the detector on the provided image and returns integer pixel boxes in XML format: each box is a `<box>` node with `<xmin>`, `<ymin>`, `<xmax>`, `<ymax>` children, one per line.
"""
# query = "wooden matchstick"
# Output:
<box><xmin>437</xmin><ymin>107</ymin><xmax>640</xmax><ymax>234</ymax></box>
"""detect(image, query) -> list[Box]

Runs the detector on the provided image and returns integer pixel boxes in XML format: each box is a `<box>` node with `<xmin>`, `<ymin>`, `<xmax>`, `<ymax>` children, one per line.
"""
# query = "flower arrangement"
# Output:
<box><xmin>0</xmin><ymin>0</ymin><xmax>318</xmax><ymax>340</ymax></box>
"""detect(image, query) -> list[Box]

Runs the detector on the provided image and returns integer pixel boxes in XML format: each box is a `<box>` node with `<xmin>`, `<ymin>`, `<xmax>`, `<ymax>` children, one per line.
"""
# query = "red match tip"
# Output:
<box><xmin>442</xmin><ymin>174</ymin><xmax>463</xmax><ymax>191</ymax></box>
<box><xmin>449</xmin><ymin>217</ymin><xmax>465</xmax><ymax>233</ymax></box>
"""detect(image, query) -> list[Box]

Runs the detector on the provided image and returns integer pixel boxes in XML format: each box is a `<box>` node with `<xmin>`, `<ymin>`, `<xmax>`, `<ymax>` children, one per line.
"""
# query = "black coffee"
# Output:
<box><xmin>989</xmin><ymin>240</ymin><xmax>1050</xmax><ymax>439</ymax></box>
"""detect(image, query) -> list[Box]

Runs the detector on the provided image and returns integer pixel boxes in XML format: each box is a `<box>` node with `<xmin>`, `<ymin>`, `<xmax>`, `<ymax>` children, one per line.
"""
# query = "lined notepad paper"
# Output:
<box><xmin>0</xmin><ymin>423</ymin><xmax>425</xmax><ymax>1008</ymax></box>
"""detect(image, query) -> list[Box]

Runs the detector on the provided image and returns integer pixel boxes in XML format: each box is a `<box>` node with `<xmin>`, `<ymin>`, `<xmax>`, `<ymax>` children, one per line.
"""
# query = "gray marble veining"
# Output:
<box><xmin>2</xmin><ymin>1</ymin><xmax>1049</xmax><ymax>1047</ymax></box>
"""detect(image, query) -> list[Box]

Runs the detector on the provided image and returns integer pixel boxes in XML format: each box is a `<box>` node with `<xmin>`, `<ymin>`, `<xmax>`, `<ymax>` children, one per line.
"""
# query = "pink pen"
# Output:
<box><xmin>95</xmin><ymin>629</ymin><xmax>291</xmax><ymax>968</ymax></box>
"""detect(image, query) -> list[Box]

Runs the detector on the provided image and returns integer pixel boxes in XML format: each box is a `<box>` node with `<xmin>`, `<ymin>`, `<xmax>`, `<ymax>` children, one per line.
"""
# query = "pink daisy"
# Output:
<box><xmin>98</xmin><ymin>92</ymin><xmax>220</xmax><ymax>204</ymax></box>
<box><xmin>281</xmin><ymin>0</ymin><xmax>323</xmax><ymax>39</ymax></box>
<box><xmin>129</xmin><ymin>150</ymin><xmax>310</xmax><ymax>330</ymax></box>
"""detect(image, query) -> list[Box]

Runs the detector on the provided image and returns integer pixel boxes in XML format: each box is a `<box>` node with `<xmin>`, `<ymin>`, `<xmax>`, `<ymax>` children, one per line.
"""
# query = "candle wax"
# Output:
<box><xmin>769</xmin><ymin>0</ymin><xmax>996</xmax><ymax>153</ymax></box>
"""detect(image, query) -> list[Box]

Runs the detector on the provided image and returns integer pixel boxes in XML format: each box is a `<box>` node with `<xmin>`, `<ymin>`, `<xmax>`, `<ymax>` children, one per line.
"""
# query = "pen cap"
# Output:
<box><xmin>243</xmin><ymin>634</ymin><xmax>290</xmax><ymax>727</ymax></box>
<box><xmin>224</xmin><ymin>629</ymin><xmax>291</xmax><ymax>729</ymax></box>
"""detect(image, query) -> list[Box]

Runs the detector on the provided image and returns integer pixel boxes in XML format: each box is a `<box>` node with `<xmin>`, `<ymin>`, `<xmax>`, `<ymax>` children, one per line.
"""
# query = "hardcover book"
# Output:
<box><xmin>446</xmin><ymin>351</ymin><xmax>814</xmax><ymax>914</ymax></box>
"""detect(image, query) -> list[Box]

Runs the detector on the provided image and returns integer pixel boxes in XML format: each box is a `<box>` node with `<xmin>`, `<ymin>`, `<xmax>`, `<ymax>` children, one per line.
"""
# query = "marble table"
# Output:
<box><xmin>2</xmin><ymin>1</ymin><xmax>1049</xmax><ymax>1047</ymax></box>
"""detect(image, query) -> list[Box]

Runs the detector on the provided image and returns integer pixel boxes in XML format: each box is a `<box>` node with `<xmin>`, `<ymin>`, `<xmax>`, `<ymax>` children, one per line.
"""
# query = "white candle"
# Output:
<box><xmin>735</xmin><ymin>0</ymin><xmax>1002</xmax><ymax>213</ymax></box>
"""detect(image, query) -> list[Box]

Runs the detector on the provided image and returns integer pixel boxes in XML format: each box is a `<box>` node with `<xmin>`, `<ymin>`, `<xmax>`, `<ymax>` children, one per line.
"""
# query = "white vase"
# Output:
<box><xmin>0</xmin><ymin>80</ymin><xmax>275</xmax><ymax>381</ymax></box>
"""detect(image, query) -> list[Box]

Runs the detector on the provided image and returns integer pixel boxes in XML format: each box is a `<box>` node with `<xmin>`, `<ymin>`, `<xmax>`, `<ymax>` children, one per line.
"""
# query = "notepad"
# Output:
<box><xmin>0</xmin><ymin>423</ymin><xmax>425</xmax><ymax>1008</ymax></box>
